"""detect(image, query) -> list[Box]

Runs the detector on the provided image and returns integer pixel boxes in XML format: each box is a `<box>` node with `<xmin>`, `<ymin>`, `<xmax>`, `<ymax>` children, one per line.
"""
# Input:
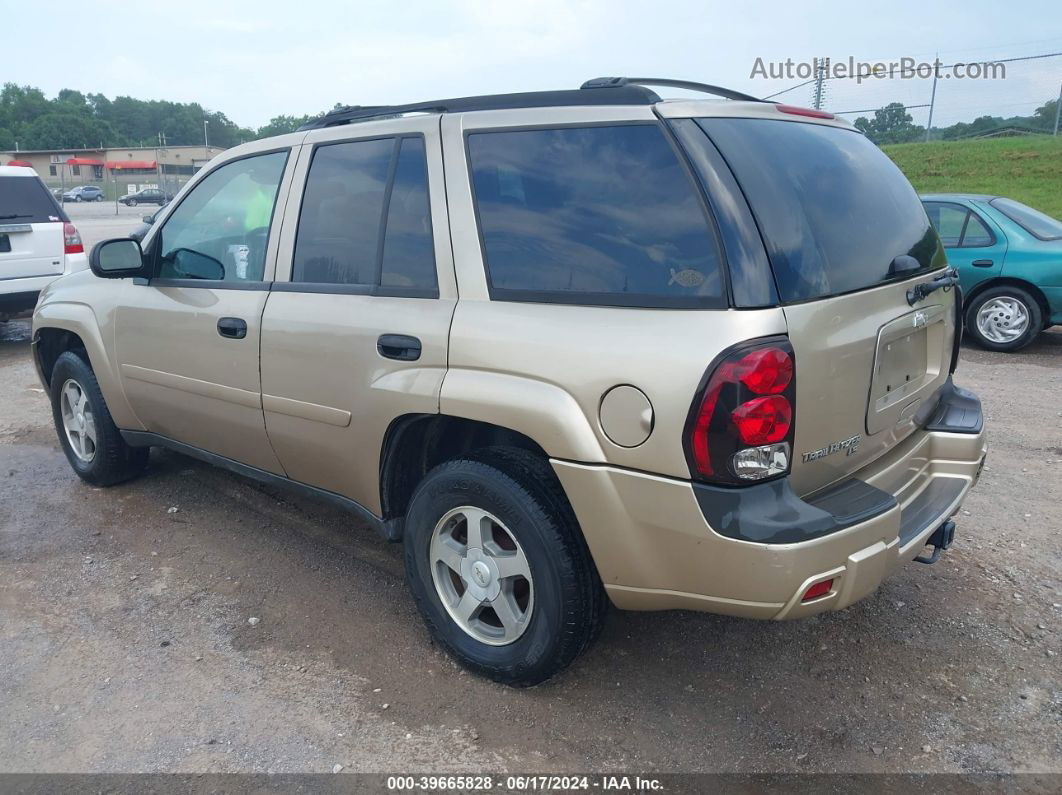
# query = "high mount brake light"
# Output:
<box><xmin>776</xmin><ymin>104</ymin><xmax>836</xmax><ymax>120</ymax></box>
<box><xmin>63</xmin><ymin>222</ymin><xmax>83</xmax><ymax>255</ymax></box>
<box><xmin>684</xmin><ymin>338</ymin><xmax>797</xmax><ymax>485</ymax></box>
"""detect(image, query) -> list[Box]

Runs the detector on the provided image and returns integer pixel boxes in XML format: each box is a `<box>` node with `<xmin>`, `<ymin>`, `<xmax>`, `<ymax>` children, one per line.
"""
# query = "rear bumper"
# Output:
<box><xmin>553</xmin><ymin>391</ymin><xmax>986</xmax><ymax>619</ymax></box>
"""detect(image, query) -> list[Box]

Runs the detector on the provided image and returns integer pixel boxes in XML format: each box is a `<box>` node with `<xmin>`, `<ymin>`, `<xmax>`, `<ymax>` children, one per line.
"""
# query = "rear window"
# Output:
<box><xmin>0</xmin><ymin>176</ymin><xmax>65</xmax><ymax>224</ymax></box>
<box><xmin>467</xmin><ymin>124</ymin><xmax>725</xmax><ymax>308</ymax></box>
<box><xmin>989</xmin><ymin>197</ymin><xmax>1062</xmax><ymax>241</ymax></box>
<box><xmin>697</xmin><ymin>118</ymin><xmax>942</xmax><ymax>303</ymax></box>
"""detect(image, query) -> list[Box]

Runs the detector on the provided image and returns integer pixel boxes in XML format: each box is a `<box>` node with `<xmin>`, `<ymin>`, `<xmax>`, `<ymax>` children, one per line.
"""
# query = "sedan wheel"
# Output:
<box><xmin>976</xmin><ymin>296</ymin><xmax>1030</xmax><ymax>344</ymax></box>
<box><xmin>128</xmin><ymin>199</ymin><xmax>138</xmax><ymax>207</ymax></box>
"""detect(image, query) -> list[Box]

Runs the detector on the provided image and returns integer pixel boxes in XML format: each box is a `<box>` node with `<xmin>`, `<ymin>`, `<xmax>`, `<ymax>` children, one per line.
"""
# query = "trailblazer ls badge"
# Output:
<box><xmin>802</xmin><ymin>434</ymin><xmax>863</xmax><ymax>463</ymax></box>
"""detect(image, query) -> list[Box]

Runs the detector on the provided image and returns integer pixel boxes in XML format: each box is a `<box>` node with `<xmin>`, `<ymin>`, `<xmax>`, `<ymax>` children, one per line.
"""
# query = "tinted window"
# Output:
<box><xmin>700</xmin><ymin>118</ymin><xmax>942</xmax><ymax>302</ymax></box>
<box><xmin>293</xmin><ymin>136</ymin><xmax>393</xmax><ymax>286</ymax></box>
<box><xmin>381</xmin><ymin>137</ymin><xmax>436</xmax><ymax>290</ymax></box>
<box><xmin>293</xmin><ymin>136</ymin><xmax>436</xmax><ymax>293</ymax></box>
<box><xmin>468</xmin><ymin>124</ymin><xmax>724</xmax><ymax>307</ymax></box>
<box><xmin>158</xmin><ymin>150</ymin><xmax>287</xmax><ymax>282</ymax></box>
<box><xmin>989</xmin><ymin>197</ymin><xmax>1062</xmax><ymax>241</ymax></box>
<box><xmin>0</xmin><ymin>176</ymin><xmax>64</xmax><ymax>224</ymax></box>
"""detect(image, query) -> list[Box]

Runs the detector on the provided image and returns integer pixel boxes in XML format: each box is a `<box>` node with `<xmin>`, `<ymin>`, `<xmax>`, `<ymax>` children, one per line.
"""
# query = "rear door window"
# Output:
<box><xmin>697</xmin><ymin>118</ymin><xmax>941</xmax><ymax>303</ymax></box>
<box><xmin>291</xmin><ymin>136</ymin><xmax>438</xmax><ymax>295</ymax></box>
<box><xmin>467</xmin><ymin>124</ymin><xmax>725</xmax><ymax>308</ymax></box>
<box><xmin>0</xmin><ymin>176</ymin><xmax>65</xmax><ymax>224</ymax></box>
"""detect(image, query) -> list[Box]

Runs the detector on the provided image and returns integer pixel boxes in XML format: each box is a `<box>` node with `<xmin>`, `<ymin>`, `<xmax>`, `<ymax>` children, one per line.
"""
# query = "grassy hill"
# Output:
<box><xmin>884</xmin><ymin>135</ymin><xmax>1062</xmax><ymax>220</ymax></box>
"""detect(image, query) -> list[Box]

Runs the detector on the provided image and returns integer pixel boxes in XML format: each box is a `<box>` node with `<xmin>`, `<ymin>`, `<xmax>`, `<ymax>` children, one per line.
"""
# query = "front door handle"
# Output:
<box><xmin>377</xmin><ymin>334</ymin><xmax>421</xmax><ymax>361</ymax></box>
<box><xmin>971</xmin><ymin>259</ymin><xmax>994</xmax><ymax>268</ymax></box>
<box><xmin>217</xmin><ymin>317</ymin><xmax>248</xmax><ymax>339</ymax></box>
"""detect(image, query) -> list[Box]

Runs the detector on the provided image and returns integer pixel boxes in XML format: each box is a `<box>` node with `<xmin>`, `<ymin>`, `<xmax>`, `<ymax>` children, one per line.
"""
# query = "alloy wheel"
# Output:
<box><xmin>429</xmin><ymin>506</ymin><xmax>534</xmax><ymax>646</ymax></box>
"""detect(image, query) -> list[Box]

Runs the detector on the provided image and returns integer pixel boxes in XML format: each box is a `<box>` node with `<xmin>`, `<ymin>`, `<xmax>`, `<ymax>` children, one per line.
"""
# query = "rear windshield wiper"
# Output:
<box><xmin>0</xmin><ymin>213</ymin><xmax>32</xmax><ymax>219</ymax></box>
<box><xmin>907</xmin><ymin>267</ymin><xmax>959</xmax><ymax>306</ymax></box>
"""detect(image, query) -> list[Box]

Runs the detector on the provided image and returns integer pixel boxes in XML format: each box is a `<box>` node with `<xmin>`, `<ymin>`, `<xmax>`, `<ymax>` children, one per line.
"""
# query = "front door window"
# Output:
<box><xmin>156</xmin><ymin>151</ymin><xmax>287</xmax><ymax>282</ymax></box>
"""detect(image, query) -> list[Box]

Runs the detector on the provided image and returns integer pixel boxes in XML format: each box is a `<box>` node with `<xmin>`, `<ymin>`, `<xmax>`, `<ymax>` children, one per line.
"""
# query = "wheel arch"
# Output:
<box><xmin>964</xmin><ymin>276</ymin><xmax>1051</xmax><ymax>329</ymax></box>
<box><xmin>380</xmin><ymin>414</ymin><xmax>558</xmax><ymax>528</ymax></box>
<box><xmin>33</xmin><ymin>304</ymin><xmax>143</xmax><ymax>430</ymax></box>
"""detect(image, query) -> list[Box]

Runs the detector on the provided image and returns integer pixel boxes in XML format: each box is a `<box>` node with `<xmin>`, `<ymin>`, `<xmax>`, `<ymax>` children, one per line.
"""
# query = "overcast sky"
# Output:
<box><xmin>5</xmin><ymin>0</ymin><xmax>1061</xmax><ymax>129</ymax></box>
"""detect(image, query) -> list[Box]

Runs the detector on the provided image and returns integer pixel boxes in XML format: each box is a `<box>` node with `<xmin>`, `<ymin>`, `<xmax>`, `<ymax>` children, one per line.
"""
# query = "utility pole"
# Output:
<box><xmin>203</xmin><ymin>119</ymin><xmax>210</xmax><ymax>148</ymax></box>
<box><xmin>1053</xmin><ymin>81</ymin><xmax>1061</xmax><ymax>136</ymax></box>
<box><xmin>925</xmin><ymin>55</ymin><xmax>940</xmax><ymax>143</ymax></box>
<box><xmin>812</xmin><ymin>56</ymin><xmax>828</xmax><ymax>110</ymax></box>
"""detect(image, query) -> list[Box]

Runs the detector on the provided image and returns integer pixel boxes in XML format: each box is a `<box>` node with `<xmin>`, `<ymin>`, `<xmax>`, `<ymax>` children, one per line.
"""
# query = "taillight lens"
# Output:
<box><xmin>684</xmin><ymin>337</ymin><xmax>796</xmax><ymax>485</ymax></box>
<box><xmin>63</xmin><ymin>222</ymin><xmax>83</xmax><ymax>254</ymax></box>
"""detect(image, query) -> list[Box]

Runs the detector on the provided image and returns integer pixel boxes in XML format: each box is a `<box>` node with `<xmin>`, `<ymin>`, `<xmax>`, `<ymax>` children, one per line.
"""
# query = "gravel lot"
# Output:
<box><xmin>1</xmin><ymin>205</ymin><xmax>1059</xmax><ymax>774</ymax></box>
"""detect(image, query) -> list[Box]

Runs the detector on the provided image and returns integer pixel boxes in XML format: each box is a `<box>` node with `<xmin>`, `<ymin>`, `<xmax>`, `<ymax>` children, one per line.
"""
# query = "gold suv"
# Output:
<box><xmin>32</xmin><ymin>78</ymin><xmax>987</xmax><ymax>685</ymax></box>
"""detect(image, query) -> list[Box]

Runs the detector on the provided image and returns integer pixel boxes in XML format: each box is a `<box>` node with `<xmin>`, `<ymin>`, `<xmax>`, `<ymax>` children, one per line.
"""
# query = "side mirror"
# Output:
<box><xmin>142</xmin><ymin>214</ymin><xmax>155</xmax><ymax>224</ymax></box>
<box><xmin>89</xmin><ymin>238</ymin><xmax>148</xmax><ymax>279</ymax></box>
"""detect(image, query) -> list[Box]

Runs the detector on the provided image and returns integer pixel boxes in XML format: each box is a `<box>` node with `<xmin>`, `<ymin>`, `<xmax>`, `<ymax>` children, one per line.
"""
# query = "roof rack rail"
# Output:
<box><xmin>298</xmin><ymin>85</ymin><xmax>661</xmax><ymax>130</ymax></box>
<box><xmin>580</xmin><ymin>77</ymin><xmax>764</xmax><ymax>103</ymax></box>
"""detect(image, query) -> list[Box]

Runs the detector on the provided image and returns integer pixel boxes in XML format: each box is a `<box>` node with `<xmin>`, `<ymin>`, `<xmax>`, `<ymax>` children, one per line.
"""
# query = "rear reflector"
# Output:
<box><xmin>63</xmin><ymin>222</ymin><xmax>83</xmax><ymax>254</ymax></box>
<box><xmin>776</xmin><ymin>104</ymin><xmax>836</xmax><ymax>120</ymax></box>
<box><xmin>802</xmin><ymin>579</ymin><xmax>833</xmax><ymax>602</ymax></box>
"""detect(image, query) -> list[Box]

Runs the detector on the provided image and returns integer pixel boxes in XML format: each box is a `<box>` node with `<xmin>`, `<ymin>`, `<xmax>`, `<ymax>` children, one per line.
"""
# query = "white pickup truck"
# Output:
<box><xmin>0</xmin><ymin>165</ymin><xmax>87</xmax><ymax>321</ymax></box>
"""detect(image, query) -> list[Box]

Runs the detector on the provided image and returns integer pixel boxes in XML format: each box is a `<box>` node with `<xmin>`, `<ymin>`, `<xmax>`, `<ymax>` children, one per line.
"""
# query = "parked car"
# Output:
<box><xmin>118</xmin><ymin>188</ymin><xmax>171</xmax><ymax>207</ymax></box>
<box><xmin>62</xmin><ymin>185</ymin><xmax>105</xmax><ymax>203</ymax></box>
<box><xmin>32</xmin><ymin>79</ymin><xmax>987</xmax><ymax>685</ymax></box>
<box><xmin>129</xmin><ymin>209</ymin><xmax>161</xmax><ymax>242</ymax></box>
<box><xmin>0</xmin><ymin>166</ymin><xmax>87</xmax><ymax>321</ymax></box>
<box><xmin>922</xmin><ymin>194</ymin><xmax>1062</xmax><ymax>351</ymax></box>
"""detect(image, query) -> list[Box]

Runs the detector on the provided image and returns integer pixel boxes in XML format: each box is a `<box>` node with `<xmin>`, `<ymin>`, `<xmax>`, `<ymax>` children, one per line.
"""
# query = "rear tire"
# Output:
<box><xmin>966</xmin><ymin>285</ymin><xmax>1042</xmax><ymax>352</ymax></box>
<box><xmin>128</xmin><ymin>199</ymin><xmax>138</xmax><ymax>207</ymax></box>
<box><xmin>49</xmin><ymin>351</ymin><xmax>148</xmax><ymax>486</ymax></box>
<box><xmin>403</xmin><ymin>447</ymin><xmax>606</xmax><ymax>686</ymax></box>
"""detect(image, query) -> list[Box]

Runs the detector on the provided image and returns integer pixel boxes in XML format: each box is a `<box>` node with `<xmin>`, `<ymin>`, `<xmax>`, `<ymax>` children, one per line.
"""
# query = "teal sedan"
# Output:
<box><xmin>922</xmin><ymin>194</ymin><xmax>1062</xmax><ymax>352</ymax></box>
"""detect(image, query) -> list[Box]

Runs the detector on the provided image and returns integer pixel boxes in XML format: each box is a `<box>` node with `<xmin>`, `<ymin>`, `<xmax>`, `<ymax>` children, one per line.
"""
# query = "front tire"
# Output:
<box><xmin>128</xmin><ymin>198</ymin><xmax>138</xmax><ymax>207</ymax></box>
<box><xmin>966</xmin><ymin>285</ymin><xmax>1042</xmax><ymax>352</ymax></box>
<box><xmin>403</xmin><ymin>448</ymin><xmax>606</xmax><ymax>686</ymax></box>
<box><xmin>49</xmin><ymin>351</ymin><xmax>148</xmax><ymax>486</ymax></box>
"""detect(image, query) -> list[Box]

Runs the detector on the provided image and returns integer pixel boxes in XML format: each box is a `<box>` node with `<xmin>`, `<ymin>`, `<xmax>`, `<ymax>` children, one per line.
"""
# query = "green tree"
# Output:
<box><xmin>256</xmin><ymin>114</ymin><xmax>321</xmax><ymax>138</ymax></box>
<box><xmin>854</xmin><ymin>102</ymin><xmax>925</xmax><ymax>144</ymax></box>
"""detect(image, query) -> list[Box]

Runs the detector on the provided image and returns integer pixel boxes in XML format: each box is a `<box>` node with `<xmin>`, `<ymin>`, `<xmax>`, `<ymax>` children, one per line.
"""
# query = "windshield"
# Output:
<box><xmin>696</xmin><ymin>118</ymin><xmax>943</xmax><ymax>303</ymax></box>
<box><xmin>0</xmin><ymin>176</ymin><xmax>65</xmax><ymax>224</ymax></box>
<box><xmin>989</xmin><ymin>197</ymin><xmax>1062</xmax><ymax>241</ymax></box>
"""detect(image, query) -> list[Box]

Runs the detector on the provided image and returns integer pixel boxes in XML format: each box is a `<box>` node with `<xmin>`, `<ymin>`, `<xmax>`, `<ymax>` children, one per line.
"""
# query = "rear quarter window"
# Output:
<box><xmin>467</xmin><ymin>124</ymin><xmax>726</xmax><ymax>308</ymax></box>
<box><xmin>697</xmin><ymin>118</ymin><xmax>943</xmax><ymax>303</ymax></box>
<box><xmin>0</xmin><ymin>176</ymin><xmax>66</xmax><ymax>224</ymax></box>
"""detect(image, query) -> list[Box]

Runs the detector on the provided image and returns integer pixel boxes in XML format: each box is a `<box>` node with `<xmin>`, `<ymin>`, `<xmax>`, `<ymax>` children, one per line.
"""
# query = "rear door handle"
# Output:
<box><xmin>377</xmin><ymin>334</ymin><xmax>421</xmax><ymax>361</ymax></box>
<box><xmin>971</xmin><ymin>259</ymin><xmax>994</xmax><ymax>268</ymax></box>
<box><xmin>217</xmin><ymin>317</ymin><xmax>247</xmax><ymax>339</ymax></box>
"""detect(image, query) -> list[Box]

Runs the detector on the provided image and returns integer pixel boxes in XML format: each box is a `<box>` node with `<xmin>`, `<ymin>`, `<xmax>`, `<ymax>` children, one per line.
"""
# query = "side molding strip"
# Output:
<box><xmin>120</xmin><ymin>364</ymin><xmax>260</xmax><ymax>409</ymax></box>
<box><xmin>263</xmin><ymin>394</ymin><xmax>352</xmax><ymax>427</ymax></box>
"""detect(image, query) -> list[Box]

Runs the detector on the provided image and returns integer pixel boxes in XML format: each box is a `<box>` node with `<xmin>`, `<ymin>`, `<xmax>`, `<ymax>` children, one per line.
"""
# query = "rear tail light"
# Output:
<box><xmin>683</xmin><ymin>337</ymin><xmax>796</xmax><ymax>485</ymax></box>
<box><xmin>63</xmin><ymin>222</ymin><xmax>83</xmax><ymax>254</ymax></box>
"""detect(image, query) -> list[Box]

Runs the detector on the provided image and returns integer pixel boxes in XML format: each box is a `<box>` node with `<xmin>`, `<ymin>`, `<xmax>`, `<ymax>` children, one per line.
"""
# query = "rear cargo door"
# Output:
<box><xmin>0</xmin><ymin>173</ymin><xmax>66</xmax><ymax>279</ymax></box>
<box><xmin>694</xmin><ymin>116</ymin><xmax>955</xmax><ymax>496</ymax></box>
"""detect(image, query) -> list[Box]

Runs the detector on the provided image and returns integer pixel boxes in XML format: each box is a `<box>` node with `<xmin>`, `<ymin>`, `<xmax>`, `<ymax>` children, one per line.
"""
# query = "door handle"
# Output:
<box><xmin>377</xmin><ymin>334</ymin><xmax>421</xmax><ymax>361</ymax></box>
<box><xmin>217</xmin><ymin>317</ymin><xmax>248</xmax><ymax>339</ymax></box>
<box><xmin>971</xmin><ymin>259</ymin><xmax>994</xmax><ymax>268</ymax></box>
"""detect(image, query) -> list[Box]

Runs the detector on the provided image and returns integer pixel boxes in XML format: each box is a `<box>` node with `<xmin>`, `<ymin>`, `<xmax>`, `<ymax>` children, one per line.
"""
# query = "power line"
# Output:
<box><xmin>762</xmin><ymin>51</ymin><xmax>1062</xmax><ymax>99</ymax></box>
